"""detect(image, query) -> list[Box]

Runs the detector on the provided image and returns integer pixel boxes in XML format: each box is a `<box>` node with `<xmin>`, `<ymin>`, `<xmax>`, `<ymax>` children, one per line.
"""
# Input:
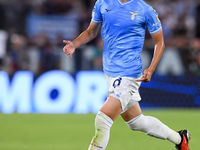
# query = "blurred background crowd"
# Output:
<box><xmin>0</xmin><ymin>0</ymin><xmax>199</xmax><ymax>76</ymax></box>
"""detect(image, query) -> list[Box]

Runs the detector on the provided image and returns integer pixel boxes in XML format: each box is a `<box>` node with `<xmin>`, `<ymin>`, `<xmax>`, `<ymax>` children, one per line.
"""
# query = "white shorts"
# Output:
<box><xmin>105</xmin><ymin>74</ymin><xmax>141</xmax><ymax>114</ymax></box>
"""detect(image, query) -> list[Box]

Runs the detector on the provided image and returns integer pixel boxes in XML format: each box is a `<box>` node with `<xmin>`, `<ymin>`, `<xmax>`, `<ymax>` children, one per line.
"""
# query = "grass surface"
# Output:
<box><xmin>0</xmin><ymin>109</ymin><xmax>199</xmax><ymax>150</ymax></box>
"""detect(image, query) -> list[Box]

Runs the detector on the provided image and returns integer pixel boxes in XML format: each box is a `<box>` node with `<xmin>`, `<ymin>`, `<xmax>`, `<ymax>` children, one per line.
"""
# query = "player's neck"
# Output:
<box><xmin>120</xmin><ymin>0</ymin><xmax>131</xmax><ymax>3</ymax></box>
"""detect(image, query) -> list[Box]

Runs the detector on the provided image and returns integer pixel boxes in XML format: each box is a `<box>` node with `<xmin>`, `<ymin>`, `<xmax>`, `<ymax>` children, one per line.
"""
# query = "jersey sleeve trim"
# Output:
<box><xmin>150</xmin><ymin>26</ymin><xmax>162</xmax><ymax>34</ymax></box>
<box><xmin>92</xmin><ymin>19</ymin><xmax>102</xmax><ymax>23</ymax></box>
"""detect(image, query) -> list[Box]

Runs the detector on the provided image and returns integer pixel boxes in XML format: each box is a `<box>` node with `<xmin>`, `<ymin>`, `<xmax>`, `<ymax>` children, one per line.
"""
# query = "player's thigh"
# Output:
<box><xmin>120</xmin><ymin>102</ymin><xmax>142</xmax><ymax>122</ymax></box>
<box><xmin>100</xmin><ymin>96</ymin><xmax>122</xmax><ymax>121</ymax></box>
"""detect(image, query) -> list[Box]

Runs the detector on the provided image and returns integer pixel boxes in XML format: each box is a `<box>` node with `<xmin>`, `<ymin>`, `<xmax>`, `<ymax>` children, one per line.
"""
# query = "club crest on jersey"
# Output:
<box><xmin>129</xmin><ymin>12</ymin><xmax>140</xmax><ymax>20</ymax></box>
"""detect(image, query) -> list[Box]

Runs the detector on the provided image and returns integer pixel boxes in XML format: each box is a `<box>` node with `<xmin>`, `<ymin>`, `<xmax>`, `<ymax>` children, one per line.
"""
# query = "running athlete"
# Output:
<box><xmin>63</xmin><ymin>0</ymin><xmax>191</xmax><ymax>150</ymax></box>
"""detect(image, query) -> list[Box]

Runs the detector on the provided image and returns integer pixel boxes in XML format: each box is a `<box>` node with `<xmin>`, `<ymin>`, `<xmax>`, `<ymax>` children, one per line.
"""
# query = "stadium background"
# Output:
<box><xmin>0</xmin><ymin>0</ymin><xmax>199</xmax><ymax>150</ymax></box>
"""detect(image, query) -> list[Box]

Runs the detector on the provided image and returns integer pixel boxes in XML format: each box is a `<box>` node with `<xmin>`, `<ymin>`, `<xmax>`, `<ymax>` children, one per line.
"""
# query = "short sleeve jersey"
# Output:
<box><xmin>92</xmin><ymin>0</ymin><xmax>162</xmax><ymax>78</ymax></box>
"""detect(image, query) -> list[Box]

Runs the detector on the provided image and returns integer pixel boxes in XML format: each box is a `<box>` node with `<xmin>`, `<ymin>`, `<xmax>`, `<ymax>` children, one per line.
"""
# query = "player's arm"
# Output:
<box><xmin>136</xmin><ymin>29</ymin><xmax>165</xmax><ymax>82</ymax></box>
<box><xmin>63</xmin><ymin>21</ymin><xmax>102</xmax><ymax>58</ymax></box>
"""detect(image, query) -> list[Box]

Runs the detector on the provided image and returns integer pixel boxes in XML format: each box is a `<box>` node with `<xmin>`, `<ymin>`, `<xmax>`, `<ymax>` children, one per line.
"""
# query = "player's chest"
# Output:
<box><xmin>100</xmin><ymin>4</ymin><xmax>145</xmax><ymax>27</ymax></box>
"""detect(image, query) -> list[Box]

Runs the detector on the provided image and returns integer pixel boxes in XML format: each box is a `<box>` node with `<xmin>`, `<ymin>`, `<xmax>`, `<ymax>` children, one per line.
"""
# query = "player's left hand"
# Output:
<box><xmin>136</xmin><ymin>68</ymin><xmax>154</xmax><ymax>83</ymax></box>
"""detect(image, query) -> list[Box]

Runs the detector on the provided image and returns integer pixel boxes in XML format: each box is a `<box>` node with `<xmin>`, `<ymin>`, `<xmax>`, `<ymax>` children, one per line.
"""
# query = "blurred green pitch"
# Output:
<box><xmin>0</xmin><ymin>109</ymin><xmax>199</xmax><ymax>150</ymax></box>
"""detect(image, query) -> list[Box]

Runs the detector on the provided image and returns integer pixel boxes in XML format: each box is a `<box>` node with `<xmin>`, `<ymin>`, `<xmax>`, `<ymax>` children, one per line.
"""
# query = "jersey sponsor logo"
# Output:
<box><xmin>153</xmin><ymin>22</ymin><xmax>160</xmax><ymax>26</ymax></box>
<box><xmin>129</xmin><ymin>12</ymin><xmax>140</xmax><ymax>20</ymax></box>
<box><xmin>113</xmin><ymin>77</ymin><xmax>122</xmax><ymax>88</ymax></box>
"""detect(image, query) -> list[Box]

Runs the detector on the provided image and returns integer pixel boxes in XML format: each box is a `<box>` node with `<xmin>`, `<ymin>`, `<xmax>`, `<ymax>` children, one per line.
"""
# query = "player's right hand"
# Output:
<box><xmin>63</xmin><ymin>40</ymin><xmax>75</xmax><ymax>58</ymax></box>
<box><xmin>136</xmin><ymin>68</ymin><xmax>154</xmax><ymax>83</ymax></box>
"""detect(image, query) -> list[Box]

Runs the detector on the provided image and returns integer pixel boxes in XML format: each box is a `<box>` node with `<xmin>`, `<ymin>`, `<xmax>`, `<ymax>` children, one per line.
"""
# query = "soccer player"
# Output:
<box><xmin>63</xmin><ymin>0</ymin><xmax>191</xmax><ymax>149</ymax></box>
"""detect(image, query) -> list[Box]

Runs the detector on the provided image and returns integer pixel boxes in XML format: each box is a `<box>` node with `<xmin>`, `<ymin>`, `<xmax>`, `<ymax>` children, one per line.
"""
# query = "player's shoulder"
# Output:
<box><xmin>95</xmin><ymin>0</ymin><xmax>107</xmax><ymax>4</ymax></box>
<box><xmin>97</xmin><ymin>0</ymin><xmax>120</xmax><ymax>5</ymax></box>
<box><xmin>94</xmin><ymin>0</ymin><xmax>103</xmax><ymax>7</ymax></box>
<box><xmin>94</xmin><ymin>0</ymin><xmax>108</xmax><ymax>7</ymax></box>
<box><xmin>136</xmin><ymin>0</ymin><xmax>154</xmax><ymax>12</ymax></box>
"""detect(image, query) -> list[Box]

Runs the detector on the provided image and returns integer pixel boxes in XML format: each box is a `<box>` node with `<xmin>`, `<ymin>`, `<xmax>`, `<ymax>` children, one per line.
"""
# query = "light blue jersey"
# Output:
<box><xmin>92</xmin><ymin>0</ymin><xmax>162</xmax><ymax>78</ymax></box>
